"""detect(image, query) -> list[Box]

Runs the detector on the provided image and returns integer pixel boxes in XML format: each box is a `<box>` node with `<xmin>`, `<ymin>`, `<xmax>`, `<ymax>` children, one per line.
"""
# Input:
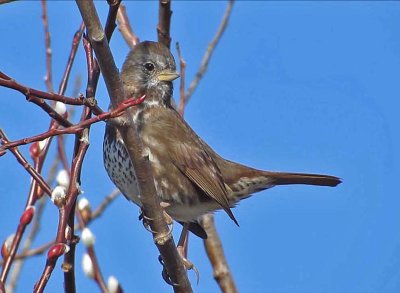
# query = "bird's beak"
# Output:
<box><xmin>157</xmin><ymin>70</ymin><xmax>180</xmax><ymax>82</ymax></box>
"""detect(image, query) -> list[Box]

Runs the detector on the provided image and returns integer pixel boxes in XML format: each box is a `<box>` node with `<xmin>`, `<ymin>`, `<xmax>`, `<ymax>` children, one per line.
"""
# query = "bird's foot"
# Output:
<box><xmin>158</xmin><ymin>249</ymin><xmax>200</xmax><ymax>286</ymax></box>
<box><xmin>139</xmin><ymin>205</ymin><xmax>174</xmax><ymax>235</ymax></box>
<box><xmin>139</xmin><ymin>208</ymin><xmax>156</xmax><ymax>233</ymax></box>
<box><xmin>160</xmin><ymin>201</ymin><xmax>174</xmax><ymax>226</ymax></box>
<box><xmin>177</xmin><ymin>245</ymin><xmax>200</xmax><ymax>284</ymax></box>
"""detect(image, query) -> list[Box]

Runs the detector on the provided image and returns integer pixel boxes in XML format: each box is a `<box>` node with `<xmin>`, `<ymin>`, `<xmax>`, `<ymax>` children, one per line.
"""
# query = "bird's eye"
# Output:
<box><xmin>144</xmin><ymin>62</ymin><xmax>155</xmax><ymax>71</ymax></box>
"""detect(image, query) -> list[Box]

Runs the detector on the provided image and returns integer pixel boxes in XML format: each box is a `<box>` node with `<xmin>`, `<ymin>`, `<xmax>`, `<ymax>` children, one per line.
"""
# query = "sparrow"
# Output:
<box><xmin>103</xmin><ymin>41</ymin><xmax>341</xmax><ymax>239</ymax></box>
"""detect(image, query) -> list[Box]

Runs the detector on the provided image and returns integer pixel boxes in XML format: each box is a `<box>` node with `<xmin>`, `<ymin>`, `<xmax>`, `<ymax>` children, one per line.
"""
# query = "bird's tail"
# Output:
<box><xmin>227</xmin><ymin>169</ymin><xmax>341</xmax><ymax>201</ymax></box>
<box><xmin>265</xmin><ymin>171</ymin><xmax>341</xmax><ymax>187</ymax></box>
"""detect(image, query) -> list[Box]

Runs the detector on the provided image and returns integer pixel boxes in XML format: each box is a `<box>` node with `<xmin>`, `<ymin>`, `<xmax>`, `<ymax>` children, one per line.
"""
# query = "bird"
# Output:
<box><xmin>103</xmin><ymin>41</ymin><xmax>341</xmax><ymax>239</ymax></box>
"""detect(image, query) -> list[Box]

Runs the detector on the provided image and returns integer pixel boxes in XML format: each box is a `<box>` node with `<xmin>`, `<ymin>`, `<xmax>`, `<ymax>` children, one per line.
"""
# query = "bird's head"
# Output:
<box><xmin>121</xmin><ymin>41</ymin><xmax>179</xmax><ymax>104</ymax></box>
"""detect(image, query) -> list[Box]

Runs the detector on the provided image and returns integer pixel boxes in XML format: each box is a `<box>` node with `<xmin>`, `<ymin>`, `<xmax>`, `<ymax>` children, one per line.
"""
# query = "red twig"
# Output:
<box><xmin>1</xmin><ymin>240</ymin><xmax>54</xmax><ymax>265</ymax></box>
<box><xmin>0</xmin><ymin>96</ymin><xmax>145</xmax><ymax>153</ymax></box>
<box><xmin>82</xmin><ymin>36</ymin><xmax>98</xmax><ymax>103</ymax></box>
<box><xmin>0</xmin><ymin>73</ymin><xmax>102</xmax><ymax>113</ymax></box>
<box><xmin>58</xmin><ymin>21</ymin><xmax>85</xmax><ymax>95</ymax></box>
<box><xmin>0</xmin><ymin>20</ymin><xmax>89</xmax><ymax>291</ymax></box>
<box><xmin>55</xmin><ymin>21</ymin><xmax>86</xmax><ymax>175</ymax></box>
<box><xmin>0</xmin><ymin>130</ymin><xmax>51</xmax><ymax>286</ymax></box>
<box><xmin>0</xmin><ymin>131</ymin><xmax>52</xmax><ymax>197</ymax></box>
<box><xmin>62</xmin><ymin>106</ymin><xmax>92</xmax><ymax>293</ymax></box>
<box><xmin>34</xmin><ymin>124</ymin><xmax>90</xmax><ymax>292</ymax></box>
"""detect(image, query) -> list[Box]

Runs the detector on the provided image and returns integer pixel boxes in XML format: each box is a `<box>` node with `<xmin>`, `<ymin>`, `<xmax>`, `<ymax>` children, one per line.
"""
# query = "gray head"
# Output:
<box><xmin>121</xmin><ymin>41</ymin><xmax>179</xmax><ymax>102</ymax></box>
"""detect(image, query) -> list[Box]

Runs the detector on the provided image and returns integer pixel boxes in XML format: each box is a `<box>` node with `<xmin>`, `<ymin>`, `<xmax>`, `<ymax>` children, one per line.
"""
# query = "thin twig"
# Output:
<box><xmin>0</xmin><ymin>73</ymin><xmax>103</xmax><ymax>114</ymax></box>
<box><xmin>27</xmin><ymin>95</ymin><xmax>73</xmax><ymax>127</ymax></box>
<box><xmin>175</xmin><ymin>42</ymin><xmax>187</xmax><ymax>116</ymax></box>
<box><xmin>58</xmin><ymin>22</ymin><xmax>85</xmax><ymax>95</ymax></box>
<box><xmin>157</xmin><ymin>0</ymin><xmax>172</xmax><ymax>48</ymax></box>
<box><xmin>41</xmin><ymin>0</ymin><xmax>53</xmax><ymax>93</ymax></box>
<box><xmin>105</xmin><ymin>0</ymin><xmax>121</xmax><ymax>42</ymax></box>
<box><xmin>90</xmin><ymin>189</ymin><xmax>120</xmax><ymax>222</ymax></box>
<box><xmin>63</xmin><ymin>106</ymin><xmax>92</xmax><ymax>293</ymax></box>
<box><xmin>117</xmin><ymin>4</ymin><xmax>139</xmax><ymax>49</ymax></box>
<box><xmin>185</xmin><ymin>0</ymin><xmax>234</xmax><ymax>104</ymax></box>
<box><xmin>56</xmin><ymin>21</ymin><xmax>86</xmax><ymax>177</ymax></box>
<box><xmin>0</xmin><ymin>138</ymin><xmax>47</xmax><ymax>286</ymax></box>
<box><xmin>0</xmin><ymin>131</ymin><xmax>53</xmax><ymax>197</ymax></box>
<box><xmin>2</xmin><ymin>241</ymin><xmax>54</xmax><ymax>265</ymax></box>
<box><xmin>6</xmin><ymin>197</ymin><xmax>50</xmax><ymax>292</ymax></box>
<box><xmin>0</xmin><ymin>96</ymin><xmax>145</xmax><ymax>153</ymax></box>
<box><xmin>201</xmin><ymin>214</ymin><xmax>238</xmax><ymax>293</ymax></box>
<box><xmin>34</xmin><ymin>124</ymin><xmax>90</xmax><ymax>292</ymax></box>
<box><xmin>1</xmin><ymin>20</ymin><xmax>88</xmax><ymax>291</ymax></box>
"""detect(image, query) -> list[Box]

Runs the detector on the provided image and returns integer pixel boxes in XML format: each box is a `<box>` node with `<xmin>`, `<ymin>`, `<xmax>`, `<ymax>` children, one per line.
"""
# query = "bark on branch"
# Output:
<box><xmin>75</xmin><ymin>1</ymin><xmax>192</xmax><ymax>292</ymax></box>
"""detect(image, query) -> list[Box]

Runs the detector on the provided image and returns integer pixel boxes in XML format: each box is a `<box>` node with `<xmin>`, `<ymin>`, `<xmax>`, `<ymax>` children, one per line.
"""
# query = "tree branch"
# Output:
<box><xmin>75</xmin><ymin>1</ymin><xmax>192</xmax><ymax>291</ymax></box>
<box><xmin>157</xmin><ymin>0</ymin><xmax>172</xmax><ymax>48</ymax></box>
<box><xmin>201</xmin><ymin>214</ymin><xmax>238</xmax><ymax>293</ymax></box>
<box><xmin>117</xmin><ymin>4</ymin><xmax>139</xmax><ymax>49</ymax></box>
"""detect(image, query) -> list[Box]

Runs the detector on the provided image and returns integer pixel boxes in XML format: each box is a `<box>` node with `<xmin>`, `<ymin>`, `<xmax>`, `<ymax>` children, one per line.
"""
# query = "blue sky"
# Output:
<box><xmin>1</xmin><ymin>1</ymin><xmax>400</xmax><ymax>292</ymax></box>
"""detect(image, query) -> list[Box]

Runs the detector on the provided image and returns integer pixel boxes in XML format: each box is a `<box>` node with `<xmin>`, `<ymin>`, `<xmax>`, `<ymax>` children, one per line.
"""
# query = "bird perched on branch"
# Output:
<box><xmin>103</xmin><ymin>41</ymin><xmax>341</xmax><ymax>239</ymax></box>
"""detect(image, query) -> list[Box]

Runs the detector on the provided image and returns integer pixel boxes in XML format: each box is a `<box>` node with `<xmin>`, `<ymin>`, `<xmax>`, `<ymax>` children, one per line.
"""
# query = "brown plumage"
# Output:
<box><xmin>103</xmin><ymin>41</ymin><xmax>341</xmax><ymax>238</ymax></box>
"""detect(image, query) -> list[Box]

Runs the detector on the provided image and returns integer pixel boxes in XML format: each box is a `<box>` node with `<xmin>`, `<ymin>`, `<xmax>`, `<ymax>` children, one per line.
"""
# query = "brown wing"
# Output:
<box><xmin>170</xmin><ymin>142</ymin><xmax>238</xmax><ymax>226</ymax></box>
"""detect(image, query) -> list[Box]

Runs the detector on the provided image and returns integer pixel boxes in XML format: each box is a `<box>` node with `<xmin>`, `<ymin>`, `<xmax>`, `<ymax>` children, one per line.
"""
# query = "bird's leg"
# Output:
<box><xmin>159</xmin><ymin>223</ymin><xmax>200</xmax><ymax>285</ymax></box>
<box><xmin>177</xmin><ymin>223</ymin><xmax>200</xmax><ymax>283</ymax></box>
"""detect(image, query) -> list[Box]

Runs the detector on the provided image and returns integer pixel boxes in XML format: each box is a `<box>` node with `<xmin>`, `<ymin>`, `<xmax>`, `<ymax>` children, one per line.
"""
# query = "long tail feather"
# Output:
<box><xmin>266</xmin><ymin>172</ymin><xmax>341</xmax><ymax>187</ymax></box>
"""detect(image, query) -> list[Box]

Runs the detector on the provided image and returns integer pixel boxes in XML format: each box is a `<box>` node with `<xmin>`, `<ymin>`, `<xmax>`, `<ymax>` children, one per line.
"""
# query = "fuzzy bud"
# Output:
<box><xmin>1</xmin><ymin>234</ymin><xmax>15</xmax><ymax>259</ymax></box>
<box><xmin>55</xmin><ymin>101</ymin><xmax>67</xmax><ymax>116</ymax></box>
<box><xmin>56</xmin><ymin>169</ymin><xmax>70</xmax><ymax>188</ymax></box>
<box><xmin>51</xmin><ymin>185</ymin><xmax>66</xmax><ymax>207</ymax></box>
<box><xmin>78</xmin><ymin>197</ymin><xmax>90</xmax><ymax>211</ymax></box>
<box><xmin>81</xmin><ymin>228</ymin><xmax>95</xmax><ymax>247</ymax></box>
<box><xmin>82</xmin><ymin>253</ymin><xmax>94</xmax><ymax>279</ymax></box>
<box><xmin>107</xmin><ymin>275</ymin><xmax>121</xmax><ymax>293</ymax></box>
<box><xmin>78</xmin><ymin>197</ymin><xmax>92</xmax><ymax>222</ymax></box>
<box><xmin>38</xmin><ymin>139</ymin><xmax>48</xmax><ymax>152</ymax></box>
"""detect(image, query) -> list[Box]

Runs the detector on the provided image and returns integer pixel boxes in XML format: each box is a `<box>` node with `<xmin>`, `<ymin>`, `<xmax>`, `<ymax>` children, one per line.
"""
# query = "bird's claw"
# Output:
<box><xmin>158</xmin><ymin>251</ymin><xmax>200</xmax><ymax>286</ymax></box>
<box><xmin>177</xmin><ymin>245</ymin><xmax>200</xmax><ymax>284</ymax></box>
<box><xmin>159</xmin><ymin>255</ymin><xmax>179</xmax><ymax>286</ymax></box>
<box><xmin>139</xmin><ymin>208</ymin><xmax>156</xmax><ymax>233</ymax></box>
<box><xmin>139</xmin><ymin>204</ymin><xmax>174</xmax><ymax>233</ymax></box>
